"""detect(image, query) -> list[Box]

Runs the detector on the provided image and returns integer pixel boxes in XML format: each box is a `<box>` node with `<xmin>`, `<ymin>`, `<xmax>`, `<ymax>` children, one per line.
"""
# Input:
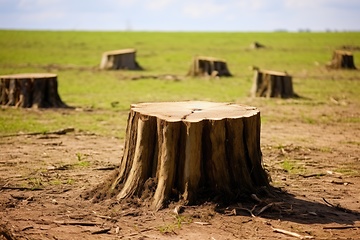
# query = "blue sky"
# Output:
<box><xmin>0</xmin><ymin>0</ymin><xmax>359</xmax><ymax>31</ymax></box>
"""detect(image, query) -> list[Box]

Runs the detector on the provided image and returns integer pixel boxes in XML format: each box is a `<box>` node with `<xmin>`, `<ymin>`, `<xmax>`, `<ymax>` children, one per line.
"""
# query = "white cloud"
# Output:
<box><xmin>17</xmin><ymin>0</ymin><xmax>61</xmax><ymax>9</ymax></box>
<box><xmin>234</xmin><ymin>0</ymin><xmax>271</xmax><ymax>10</ymax></box>
<box><xmin>284</xmin><ymin>0</ymin><xmax>324</xmax><ymax>8</ymax></box>
<box><xmin>284</xmin><ymin>0</ymin><xmax>360</xmax><ymax>9</ymax></box>
<box><xmin>182</xmin><ymin>2</ymin><xmax>227</xmax><ymax>18</ymax></box>
<box><xmin>145</xmin><ymin>0</ymin><xmax>175</xmax><ymax>10</ymax></box>
<box><xmin>105</xmin><ymin>0</ymin><xmax>139</xmax><ymax>7</ymax></box>
<box><xmin>22</xmin><ymin>10</ymin><xmax>64</xmax><ymax>21</ymax></box>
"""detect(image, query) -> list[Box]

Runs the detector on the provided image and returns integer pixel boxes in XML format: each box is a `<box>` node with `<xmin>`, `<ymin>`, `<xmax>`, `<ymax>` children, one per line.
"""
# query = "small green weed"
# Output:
<box><xmin>27</xmin><ymin>177</ymin><xmax>43</xmax><ymax>189</ymax></box>
<box><xmin>158</xmin><ymin>224</ymin><xmax>176</xmax><ymax>234</ymax></box>
<box><xmin>49</xmin><ymin>179</ymin><xmax>62</xmax><ymax>185</ymax></box>
<box><xmin>281</xmin><ymin>158</ymin><xmax>306</xmax><ymax>174</ymax></box>
<box><xmin>49</xmin><ymin>178</ymin><xmax>75</xmax><ymax>185</ymax></box>
<box><xmin>174</xmin><ymin>215</ymin><xmax>192</xmax><ymax>228</ymax></box>
<box><xmin>341</xmin><ymin>140</ymin><xmax>360</xmax><ymax>146</ymax></box>
<box><xmin>157</xmin><ymin>214</ymin><xmax>192</xmax><ymax>234</ymax></box>
<box><xmin>75</xmin><ymin>152</ymin><xmax>91</xmax><ymax>167</ymax></box>
<box><xmin>76</xmin><ymin>152</ymin><xmax>83</xmax><ymax>161</ymax></box>
<box><xmin>75</xmin><ymin>161</ymin><xmax>91</xmax><ymax>167</ymax></box>
<box><xmin>334</xmin><ymin>167</ymin><xmax>359</xmax><ymax>176</ymax></box>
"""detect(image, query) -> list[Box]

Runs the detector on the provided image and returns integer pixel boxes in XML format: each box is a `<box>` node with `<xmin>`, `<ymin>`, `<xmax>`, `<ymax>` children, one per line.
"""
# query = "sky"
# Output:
<box><xmin>0</xmin><ymin>0</ymin><xmax>359</xmax><ymax>32</ymax></box>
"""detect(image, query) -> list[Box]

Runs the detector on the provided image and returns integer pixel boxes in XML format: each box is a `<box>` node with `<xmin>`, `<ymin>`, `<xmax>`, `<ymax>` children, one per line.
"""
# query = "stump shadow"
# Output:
<box><xmin>215</xmin><ymin>188</ymin><xmax>360</xmax><ymax>226</ymax></box>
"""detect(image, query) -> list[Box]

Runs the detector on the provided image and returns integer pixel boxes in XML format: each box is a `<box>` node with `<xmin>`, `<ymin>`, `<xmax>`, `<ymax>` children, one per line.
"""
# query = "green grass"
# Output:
<box><xmin>282</xmin><ymin>158</ymin><xmax>306</xmax><ymax>175</ymax></box>
<box><xmin>157</xmin><ymin>215</ymin><xmax>192</xmax><ymax>234</ymax></box>
<box><xmin>334</xmin><ymin>167</ymin><xmax>359</xmax><ymax>176</ymax></box>
<box><xmin>0</xmin><ymin>30</ymin><xmax>359</xmax><ymax>138</ymax></box>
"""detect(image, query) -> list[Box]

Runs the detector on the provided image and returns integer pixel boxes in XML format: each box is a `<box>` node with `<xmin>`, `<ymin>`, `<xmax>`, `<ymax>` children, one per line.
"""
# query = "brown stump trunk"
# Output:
<box><xmin>251</xmin><ymin>68</ymin><xmax>294</xmax><ymax>98</ymax></box>
<box><xmin>109</xmin><ymin>101</ymin><xmax>269</xmax><ymax>210</ymax></box>
<box><xmin>327</xmin><ymin>50</ymin><xmax>357</xmax><ymax>69</ymax></box>
<box><xmin>187</xmin><ymin>56</ymin><xmax>232</xmax><ymax>77</ymax></box>
<box><xmin>100</xmin><ymin>49</ymin><xmax>143</xmax><ymax>70</ymax></box>
<box><xmin>0</xmin><ymin>73</ymin><xmax>68</xmax><ymax>108</ymax></box>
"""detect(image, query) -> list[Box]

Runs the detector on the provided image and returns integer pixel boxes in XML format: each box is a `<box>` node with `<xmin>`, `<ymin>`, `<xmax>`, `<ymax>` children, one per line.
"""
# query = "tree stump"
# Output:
<box><xmin>187</xmin><ymin>56</ymin><xmax>232</xmax><ymax>77</ymax></box>
<box><xmin>251</xmin><ymin>68</ymin><xmax>294</xmax><ymax>98</ymax></box>
<box><xmin>0</xmin><ymin>73</ymin><xmax>68</xmax><ymax>108</ymax></box>
<box><xmin>250</xmin><ymin>41</ymin><xmax>265</xmax><ymax>49</ymax></box>
<box><xmin>100</xmin><ymin>48</ymin><xmax>143</xmax><ymax>70</ymax></box>
<box><xmin>327</xmin><ymin>50</ymin><xmax>357</xmax><ymax>69</ymax></box>
<box><xmin>109</xmin><ymin>101</ymin><xmax>269</xmax><ymax>210</ymax></box>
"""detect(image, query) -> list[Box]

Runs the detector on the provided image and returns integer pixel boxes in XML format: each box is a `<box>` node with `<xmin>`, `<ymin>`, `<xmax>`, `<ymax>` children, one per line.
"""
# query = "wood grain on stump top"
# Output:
<box><xmin>0</xmin><ymin>73</ymin><xmax>57</xmax><ymax>79</ymax></box>
<box><xmin>195</xmin><ymin>56</ymin><xmax>226</xmax><ymax>62</ymax></box>
<box><xmin>258</xmin><ymin>70</ymin><xmax>288</xmax><ymax>76</ymax></box>
<box><xmin>131</xmin><ymin>101</ymin><xmax>259</xmax><ymax>122</ymax></box>
<box><xmin>103</xmin><ymin>48</ymin><xmax>136</xmax><ymax>55</ymax></box>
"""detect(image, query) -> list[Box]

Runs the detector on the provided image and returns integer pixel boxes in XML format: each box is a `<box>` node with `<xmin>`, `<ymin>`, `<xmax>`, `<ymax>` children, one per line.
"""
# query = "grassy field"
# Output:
<box><xmin>0</xmin><ymin>30</ymin><xmax>359</xmax><ymax>138</ymax></box>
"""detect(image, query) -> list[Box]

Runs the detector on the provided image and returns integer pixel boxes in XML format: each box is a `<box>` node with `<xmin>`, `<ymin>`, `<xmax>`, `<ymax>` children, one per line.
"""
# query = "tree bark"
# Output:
<box><xmin>108</xmin><ymin>101</ymin><xmax>269</xmax><ymax>210</ymax></box>
<box><xmin>0</xmin><ymin>73</ymin><xmax>68</xmax><ymax>108</ymax></box>
<box><xmin>100</xmin><ymin>49</ymin><xmax>142</xmax><ymax>70</ymax></box>
<box><xmin>327</xmin><ymin>50</ymin><xmax>357</xmax><ymax>69</ymax></box>
<box><xmin>187</xmin><ymin>56</ymin><xmax>232</xmax><ymax>77</ymax></box>
<box><xmin>251</xmin><ymin>69</ymin><xmax>294</xmax><ymax>98</ymax></box>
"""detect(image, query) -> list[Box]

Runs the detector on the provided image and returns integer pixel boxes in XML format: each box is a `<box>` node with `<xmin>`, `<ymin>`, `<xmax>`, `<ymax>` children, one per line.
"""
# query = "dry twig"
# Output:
<box><xmin>272</xmin><ymin>227</ymin><xmax>314</xmax><ymax>239</ymax></box>
<box><xmin>1</xmin><ymin>186</ymin><xmax>43</xmax><ymax>191</ymax></box>
<box><xmin>193</xmin><ymin>222</ymin><xmax>211</xmax><ymax>226</ymax></box>
<box><xmin>322</xmin><ymin>198</ymin><xmax>357</xmax><ymax>215</ymax></box>
<box><xmin>256</xmin><ymin>203</ymin><xmax>275</xmax><ymax>216</ymax></box>
<box><xmin>299</xmin><ymin>173</ymin><xmax>326</xmax><ymax>178</ymax></box>
<box><xmin>54</xmin><ymin>220</ymin><xmax>100</xmax><ymax>226</ymax></box>
<box><xmin>0</xmin><ymin>127</ymin><xmax>74</xmax><ymax>138</ymax></box>
<box><xmin>251</xmin><ymin>194</ymin><xmax>262</xmax><ymax>202</ymax></box>
<box><xmin>92</xmin><ymin>228</ymin><xmax>111</xmax><ymax>234</ymax></box>
<box><xmin>323</xmin><ymin>225</ymin><xmax>360</xmax><ymax>230</ymax></box>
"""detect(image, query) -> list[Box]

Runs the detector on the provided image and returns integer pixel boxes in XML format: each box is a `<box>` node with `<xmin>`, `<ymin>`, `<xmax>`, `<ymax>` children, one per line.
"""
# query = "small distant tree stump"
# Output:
<box><xmin>251</xmin><ymin>68</ymin><xmax>294</xmax><ymax>98</ymax></box>
<box><xmin>0</xmin><ymin>73</ymin><xmax>68</xmax><ymax>108</ymax></box>
<box><xmin>327</xmin><ymin>50</ymin><xmax>356</xmax><ymax>69</ymax></box>
<box><xmin>187</xmin><ymin>56</ymin><xmax>232</xmax><ymax>77</ymax></box>
<box><xmin>250</xmin><ymin>41</ymin><xmax>265</xmax><ymax>49</ymax></box>
<box><xmin>100</xmin><ymin>48</ymin><xmax>142</xmax><ymax>70</ymax></box>
<box><xmin>107</xmin><ymin>101</ymin><xmax>269</xmax><ymax>210</ymax></box>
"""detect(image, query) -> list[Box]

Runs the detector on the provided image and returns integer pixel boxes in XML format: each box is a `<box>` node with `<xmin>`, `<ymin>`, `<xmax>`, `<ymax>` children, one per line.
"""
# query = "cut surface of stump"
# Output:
<box><xmin>251</xmin><ymin>68</ymin><xmax>294</xmax><ymax>98</ymax></box>
<box><xmin>0</xmin><ymin>73</ymin><xmax>68</xmax><ymax>108</ymax></box>
<box><xmin>105</xmin><ymin>101</ymin><xmax>269</xmax><ymax>210</ymax></box>
<box><xmin>187</xmin><ymin>56</ymin><xmax>232</xmax><ymax>77</ymax></box>
<box><xmin>100</xmin><ymin>48</ymin><xmax>143</xmax><ymax>70</ymax></box>
<box><xmin>327</xmin><ymin>50</ymin><xmax>357</xmax><ymax>69</ymax></box>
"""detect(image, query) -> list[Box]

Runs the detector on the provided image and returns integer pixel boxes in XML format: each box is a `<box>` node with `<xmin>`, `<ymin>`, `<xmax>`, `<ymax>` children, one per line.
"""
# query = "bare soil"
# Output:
<box><xmin>1</xmin><ymin>100</ymin><xmax>359</xmax><ymax>240</ymax></box>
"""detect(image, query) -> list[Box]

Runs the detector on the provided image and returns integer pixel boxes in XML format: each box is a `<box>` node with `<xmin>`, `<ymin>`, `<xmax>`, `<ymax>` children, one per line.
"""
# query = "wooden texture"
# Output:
<box><xmin>100</xmin><ymin>48</ymin><xmax>142</xmax><ymax>70</ymax></box>
<box><xmin>112</xmin><ymin>101</ymin><xmax>269</xmax><ymax>210</ymax></box>
<box><xmin>251</xmin><ymin>68</ymin><xmax>294</xmax><ymax>98</ymax></box>
<box><xmin>327</xmin><ymin>50</ymin><xmax>357</xmax><ymax>69</ymax></box>
<box><xmin>0</xmin><ymin>73</ymin><xmax>68</xmax><ymax>108</ymax></box>
<box><xmin>187</xmin><ymin>56</ymin><xmax>232</xmax><ymax>77</ymax></box>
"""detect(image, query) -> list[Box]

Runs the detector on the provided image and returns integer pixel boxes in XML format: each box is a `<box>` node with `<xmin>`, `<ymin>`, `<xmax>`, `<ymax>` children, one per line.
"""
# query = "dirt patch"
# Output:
<box><xmin>1</xmin><ymin>101</ymin><xmax>359</xmax><ymax>239</ymax></box>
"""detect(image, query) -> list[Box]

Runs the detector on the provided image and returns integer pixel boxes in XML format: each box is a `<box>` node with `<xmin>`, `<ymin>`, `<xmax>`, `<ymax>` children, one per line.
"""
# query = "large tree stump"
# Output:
<box><xmin>187</xmin><ymin>56</ymin><xmax>232</xmax><ymax>77</ymax></box>
<box><xmin>0</xmin><ymin>73</ymin><xmax>68</xmax><ymax>108</ymax></box>
<box><xmin>251</xmin><ymin>67</ymin><xmax>294</xmax><ymax>98</ymax></box>
<box><xmin>110</xmin><ymin>101</ymin><xmax>269</xmax><ymax>210</ymax></box>
<box><xmin>100</xmin><ymin>48</ymin><xmax>142</xmax><ymax>70</ymax></box>
<box><xmin>327</xmin><ymin>50</ymin><xmax>357</xmax><ymax>69</ymax></box>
